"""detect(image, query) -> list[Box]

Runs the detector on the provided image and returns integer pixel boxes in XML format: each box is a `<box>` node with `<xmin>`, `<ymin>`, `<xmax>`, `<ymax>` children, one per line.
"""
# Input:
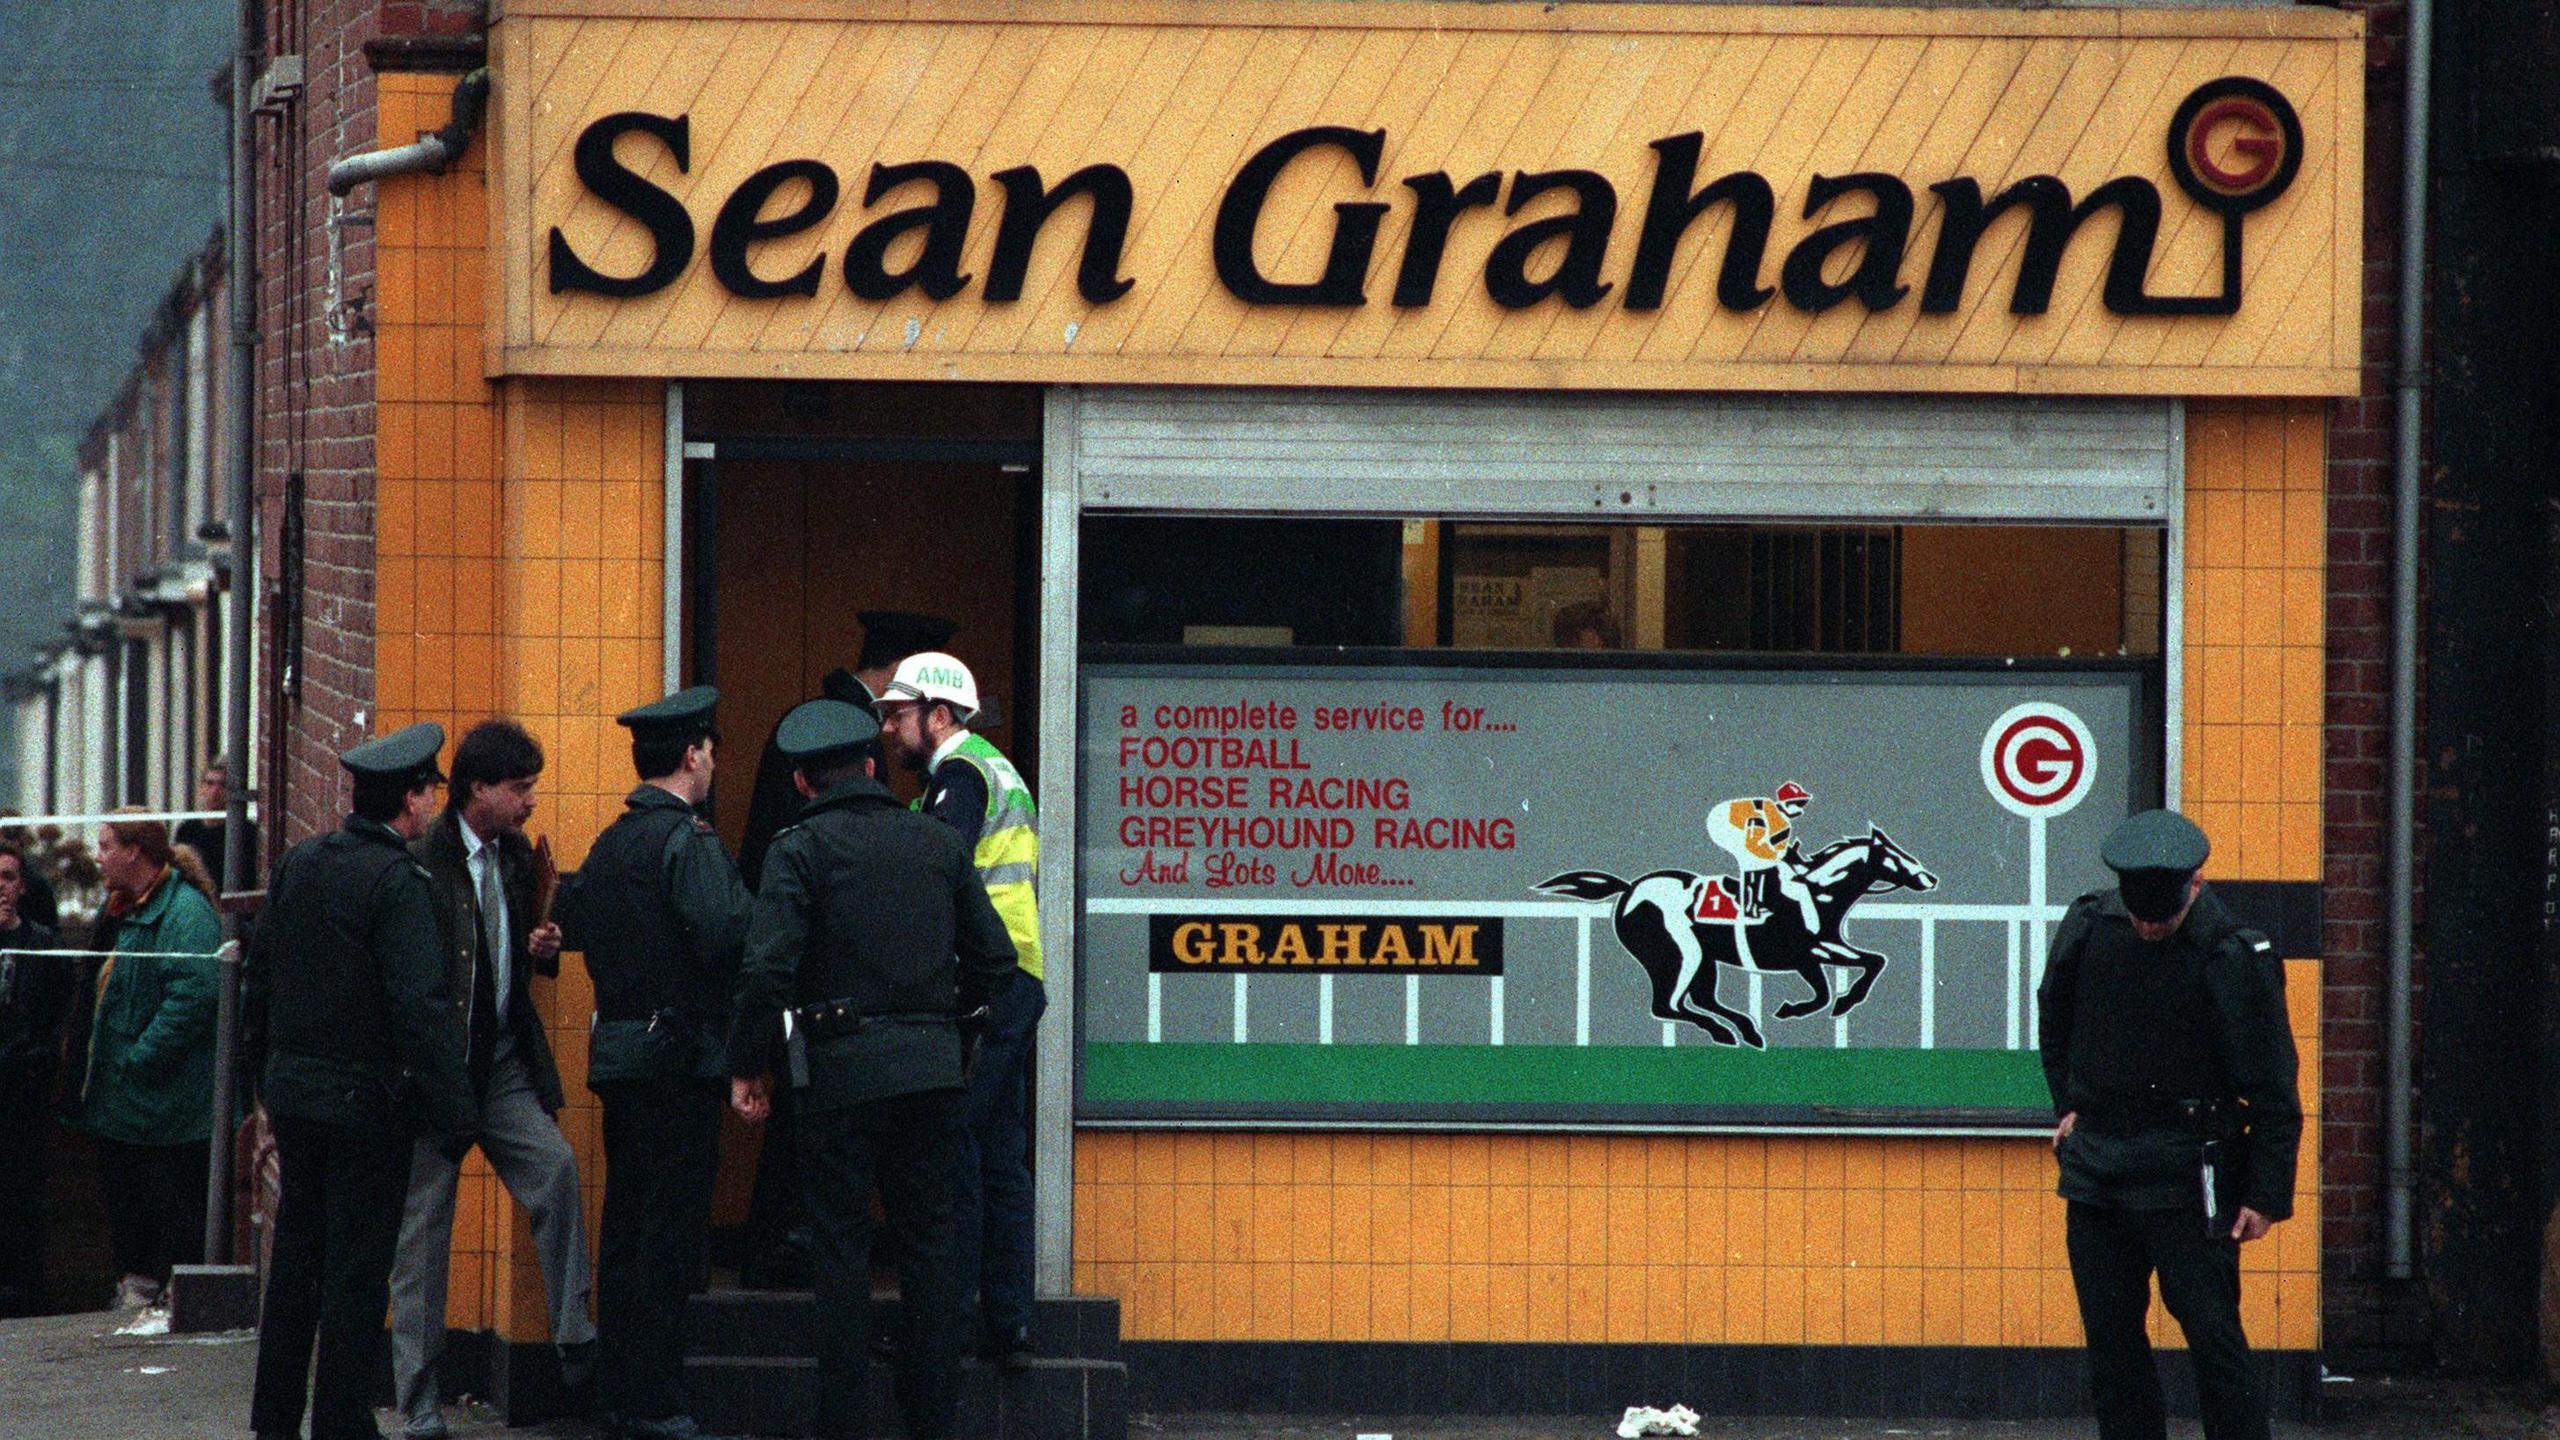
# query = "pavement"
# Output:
<box><xmin>2</xmin><ymin>1308</ymin><xmax>2550</xmax><ymax>1440</ymax></box>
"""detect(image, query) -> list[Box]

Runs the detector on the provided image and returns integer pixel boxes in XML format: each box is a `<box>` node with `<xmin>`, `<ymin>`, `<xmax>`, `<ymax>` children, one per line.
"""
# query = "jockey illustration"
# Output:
<box><xmin>1705</xmin><ymin>781</ymin><xmax>1819</xmax><ymax>931</ymax></box>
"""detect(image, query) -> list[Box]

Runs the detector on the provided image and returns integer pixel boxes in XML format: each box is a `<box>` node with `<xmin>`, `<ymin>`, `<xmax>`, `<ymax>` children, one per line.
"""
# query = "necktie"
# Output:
<box><xmin>477</xmin><ymin>848</ymin><xmax>507</xmax><ymax>1027</ymax></box>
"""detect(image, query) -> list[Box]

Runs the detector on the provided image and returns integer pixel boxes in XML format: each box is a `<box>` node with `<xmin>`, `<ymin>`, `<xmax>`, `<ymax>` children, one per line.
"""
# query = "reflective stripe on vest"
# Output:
<box><xmin>949</xmin><ymin>734</ymin><xmax>1042</xmax><ymax>981</ymax></box>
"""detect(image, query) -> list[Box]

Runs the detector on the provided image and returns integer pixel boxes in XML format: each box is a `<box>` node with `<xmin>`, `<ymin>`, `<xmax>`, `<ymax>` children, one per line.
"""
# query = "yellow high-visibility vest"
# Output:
<box><xmin>940</xmin><ymin>733</ymin><xmax>1042</xmax><ymax>981</ymax></box>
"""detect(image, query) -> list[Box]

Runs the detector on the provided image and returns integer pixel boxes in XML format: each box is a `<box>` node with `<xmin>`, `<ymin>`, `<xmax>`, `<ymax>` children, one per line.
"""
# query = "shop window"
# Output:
<box><xmin>1082</xmin><ymin>516</ymin><xmax>1406</xmax><ymax>648</ymax></box>
<box><xmin>1664</xmin><ymin>526</ymin><xmax>1900</xmax><ymax>653</ymax></box>
<box><xmin>1085</xmin><ymin>514</ymin><xmax>2157</xmax><ymax>659</ymax></box>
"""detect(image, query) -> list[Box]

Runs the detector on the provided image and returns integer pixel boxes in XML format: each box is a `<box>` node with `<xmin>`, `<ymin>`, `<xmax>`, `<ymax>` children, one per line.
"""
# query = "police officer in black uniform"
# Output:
<box><xmin>246</xmin><ymin>724</ymin><xmax>477</xmax><ymax>1440</ymax></box>
<box><xmin>727</xmin><ymin>700</ymin><xmax>1016</xmax><ymax>1440</ymax></box>
<box><xmin>735</xmin><ymin>610</ymin><xmax>959</xmax><ymax>1290</ymax></box>
<box><xmin>2036</xmin><ymin>809</ymin><xmax>2302</xmax><ymax>1440</ymax></box>
<box><xmin>556</xmin><ymin>687</ymin><xmax>753</xmax><ymax>1440</ymax></box>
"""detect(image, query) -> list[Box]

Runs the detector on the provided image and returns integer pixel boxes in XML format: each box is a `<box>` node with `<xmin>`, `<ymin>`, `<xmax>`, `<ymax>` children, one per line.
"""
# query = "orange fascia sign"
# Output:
<box><xmin>492</xmin><ymin>1</ymin><xmax>2364</xmax><ymax>396</ymax></box>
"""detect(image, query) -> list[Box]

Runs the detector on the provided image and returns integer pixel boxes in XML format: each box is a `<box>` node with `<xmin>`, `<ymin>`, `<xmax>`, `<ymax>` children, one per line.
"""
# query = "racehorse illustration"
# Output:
<box><xmin>1534</xmin><ymin>827</ymin><xmax>1939</xmax><ymax>1048</ymax></box>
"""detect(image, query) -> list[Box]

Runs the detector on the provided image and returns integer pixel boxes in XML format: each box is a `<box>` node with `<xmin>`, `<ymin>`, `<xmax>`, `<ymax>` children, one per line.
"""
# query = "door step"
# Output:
<box><xmin>682</xmin><ymin>1291</ymin><xmax>1126</xmax><ymax>1439</ymax></box>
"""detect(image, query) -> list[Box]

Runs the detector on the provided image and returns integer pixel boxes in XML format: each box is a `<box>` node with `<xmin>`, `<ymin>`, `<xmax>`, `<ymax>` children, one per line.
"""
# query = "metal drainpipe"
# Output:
<box><xmin>2387</xmin><ymin>0</ymin><xmax>2433</xmax><ymax>1283</ymax></box>
<box><xmin>326</xmin><ymin>68</ymin><xmax>489</xmax><ymax>197</ymax></box>
<box><xmin>207</xmin><ymin>0</ymin><xmax>261</xmax><ymax>1270</ymax></box>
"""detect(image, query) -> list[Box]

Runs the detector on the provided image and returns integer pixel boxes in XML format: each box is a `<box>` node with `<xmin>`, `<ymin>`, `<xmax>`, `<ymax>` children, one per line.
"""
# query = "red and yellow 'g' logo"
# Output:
<box><xmin>2167</xmin><ymin>78</ymin><xmax>2303</xmax><ymax>216</ymax></box>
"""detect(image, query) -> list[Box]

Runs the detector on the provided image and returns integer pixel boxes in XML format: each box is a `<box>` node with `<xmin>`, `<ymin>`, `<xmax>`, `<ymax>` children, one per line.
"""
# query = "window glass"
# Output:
<box><xmin>1083</xmin><ymin>516</ymin><xmax>2160</xmax><ymax>658</ymax></box>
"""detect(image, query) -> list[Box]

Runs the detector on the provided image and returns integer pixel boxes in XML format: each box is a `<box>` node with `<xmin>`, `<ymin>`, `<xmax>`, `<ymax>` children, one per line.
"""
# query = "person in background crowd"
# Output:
<box><xmin>174</xmin><ymin>758</ymin><xmax>259</xmax><ymax>893</ymax></box>
<box><xmin>1551</xmin><ymin>599</ymin><xmax>1623</xmax><ymax>649</ymax></box>
<box><xmin>556</xmin><ymin>687</ymin><xmax>751</xmax><ymax>1440</ymax></box>
<box><xmin>245</xmin><ymin>724</ymin><xmax>476</xmax><ymax>1440</ymax></box>
<box><xmin>0</xmin><ymin>839</ymin><xmax>69</xmax><ymax>1317</ymax></box>
<box><xmin>874</xmin><ymin>652</ymin><xmax>1046</xmax><ymax>1369</ymax></box>
<box><xmin>65</xmin><ymin>814</ymin><xmax>223</xmax><ymax>1311</ymax></box>
<box><xmin>728</xmin><ymin>699</ymin><xmax>1016</xmax><ymax>1440</ymax></box>
<box><xmin>392</xmin><ymin>720</ymin><xmax>597</xmax><ymax>1439</ymax></box>
<box><xmin>0</xmin><ymin>814</ymin><xmax>64</xmax><ymax>930</ymax></box>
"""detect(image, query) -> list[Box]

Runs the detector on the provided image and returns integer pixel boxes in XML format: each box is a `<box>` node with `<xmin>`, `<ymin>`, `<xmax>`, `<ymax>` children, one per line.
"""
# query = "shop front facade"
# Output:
<box><xmin>351</xmin><ymin>0</ymin><xmax>2363</xmax><ymax>1417</ymax></box>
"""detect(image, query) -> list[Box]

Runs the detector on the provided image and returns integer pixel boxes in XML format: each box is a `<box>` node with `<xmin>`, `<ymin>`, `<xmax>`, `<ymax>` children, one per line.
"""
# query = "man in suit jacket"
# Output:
<box><xmin>389</xmin><ymin>719</ymin><xmax>597</xmax><ymax>1439</ymax></box>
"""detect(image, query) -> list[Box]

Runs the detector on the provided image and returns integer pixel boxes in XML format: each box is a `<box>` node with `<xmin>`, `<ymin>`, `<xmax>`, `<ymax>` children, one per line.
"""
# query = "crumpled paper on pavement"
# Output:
<box><xmin>1615</xmin><ymin>1403</ymin><xmax>1701</xmax><ymax>1438</ymax></box>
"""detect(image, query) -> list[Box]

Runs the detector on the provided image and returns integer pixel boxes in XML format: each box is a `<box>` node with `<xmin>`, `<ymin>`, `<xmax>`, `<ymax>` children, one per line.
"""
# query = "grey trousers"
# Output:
<box><xmin>389</xmin><ymin>1045</ymin><xmax>596</xmax><ymax>1436</ymax></box>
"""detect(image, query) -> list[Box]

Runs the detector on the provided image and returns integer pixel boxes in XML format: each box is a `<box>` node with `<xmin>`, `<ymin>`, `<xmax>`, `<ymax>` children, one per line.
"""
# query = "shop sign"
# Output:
<box><xmin>495</xmin><ymin>2</ymin><xmax>2364</xmax><ymax>396</ymax></box>
<box><xmin>1077</xmin><ymin>660</ymin><xmax>2150</xmax><ymax>1127</ymax></box>
<box><xmin>549</xmin><ymin>78</ymin><xmax>2298</xmax><ymax>321</ymax></box>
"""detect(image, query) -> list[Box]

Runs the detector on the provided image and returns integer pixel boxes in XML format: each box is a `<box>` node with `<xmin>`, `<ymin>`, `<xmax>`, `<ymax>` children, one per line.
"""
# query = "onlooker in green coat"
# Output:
<box><xmin>68</xmin><ymin>815</ymin><xmax>223</xmax><ymax>1311</ymax></box>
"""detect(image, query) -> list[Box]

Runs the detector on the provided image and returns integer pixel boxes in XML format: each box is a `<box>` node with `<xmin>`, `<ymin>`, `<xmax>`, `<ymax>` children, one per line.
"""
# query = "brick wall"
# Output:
<box><xmin>258</xmin><ymin>0</ymin><xmax>377</xmax><ymax>852</ymax></box>
<box><xmin>2322</xmin><ymin>0</ymin><xmax>2418</xmax><ymax>1358</ymax></box>
<box><xmin>258</xmin><ymin>0</ymin><xmax>478</xmax><ymax>850</ymax></box>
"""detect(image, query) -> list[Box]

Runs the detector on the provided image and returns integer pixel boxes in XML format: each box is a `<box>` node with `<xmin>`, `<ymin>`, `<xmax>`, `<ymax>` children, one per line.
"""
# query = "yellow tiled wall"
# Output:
<box><xmin>2182</xmin><ymin>402</ymin><xmax>2326</xmax><ymax>882</ymax></box>
<box><xmin>375</xmin><ymin>74</ymin><xmax>663</xmax><ymax>1345</ymax></box>
<box><xmin>1074</xmin><ymin>961</ymin><xmax>2317</xmax><ymax>1353</ymax></box>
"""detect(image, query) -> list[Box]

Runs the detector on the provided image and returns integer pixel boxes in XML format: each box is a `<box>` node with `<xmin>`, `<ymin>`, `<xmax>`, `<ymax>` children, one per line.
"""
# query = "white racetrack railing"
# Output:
<box><xmin>1085</xmin><ymin>896</ymin><xmax>2071</xmax><ymax>1050</ymax></box>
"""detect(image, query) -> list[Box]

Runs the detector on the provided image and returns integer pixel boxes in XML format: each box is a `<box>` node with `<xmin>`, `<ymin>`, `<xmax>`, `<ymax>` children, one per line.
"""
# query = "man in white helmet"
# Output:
<box><xmin>872</xmin><ymin>652</ymin><xmax>1046</xmax><ymax>1369</ymax></box>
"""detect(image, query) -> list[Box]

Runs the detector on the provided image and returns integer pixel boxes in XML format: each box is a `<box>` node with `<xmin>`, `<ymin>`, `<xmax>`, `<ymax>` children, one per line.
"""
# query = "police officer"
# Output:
<box><xmin>875</xmin><ymin>651</ymin><xmax>1046</xmax><ymax>1367</ymax></box>
<box><xmin>556</xmin><ymin>687</ymin><xmax>752</xmax><ymax>1440</ymax></box>
<box><xmin>2035</xmin><ymin>809</ymin><xmax>2302</xmax><ymax>1440</ymax></box>
<box><xmin>727</xmin><ymin>700</ymin><xmax>1016</xmax><ymax>1440</ymax></box>
<box><xmin>246</xmin><ymin>724</ymin><xmax>476</xmax><ymax>1440</ymax></box>
<box><xmin>735</xmin><ymin>610</ymin><xmax>959</xmax><ymax>1291</ymax></box>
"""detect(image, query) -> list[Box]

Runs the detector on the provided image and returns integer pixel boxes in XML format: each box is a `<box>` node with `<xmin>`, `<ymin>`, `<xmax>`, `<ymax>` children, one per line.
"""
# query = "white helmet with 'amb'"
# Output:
<box><xmin>879</xmin><ymin>651</ymin><xmax>981</xmax><ymax>725</ymax></box>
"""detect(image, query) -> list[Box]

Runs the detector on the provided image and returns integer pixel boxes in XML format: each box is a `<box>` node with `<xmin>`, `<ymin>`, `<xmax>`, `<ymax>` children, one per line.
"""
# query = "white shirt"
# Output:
<box><xmin>462</xmin><ymin>819</ymin><xmax>510</xmax><ymax>1025</ymax></box>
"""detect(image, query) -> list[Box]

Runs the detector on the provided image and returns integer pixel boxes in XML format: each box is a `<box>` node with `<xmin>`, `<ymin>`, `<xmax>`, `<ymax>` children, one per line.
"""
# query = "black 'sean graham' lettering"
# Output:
<box><xmin>549</xmin><ymin>111</ymin><xmax>694</xmax><ymax>298</ymax></box>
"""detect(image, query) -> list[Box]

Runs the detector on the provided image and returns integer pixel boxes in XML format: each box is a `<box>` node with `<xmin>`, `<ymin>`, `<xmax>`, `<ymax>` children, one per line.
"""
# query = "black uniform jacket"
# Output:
<box><xmin>243</xmin><ymin>816</ymin><xmax>475</xmax><ymax>1137</ymax></box>
<box><xmin>0</xmin><ymin>920</ymin><xmax>68</xmax><ymax>1098</ymax></box>
<box><xmin>726</xmin><ymin>774</ymin><xmax>1015</xmax><ymax>1112</ymax></box>
<box><xmin>2035</xmin><ymin>884</ymin><xmax>2303</xmax><ymax>1218</ymax></box>
<box><xmin>557</xmin><ymin>785</ymin><xmax>752</xmax><ymax>1087</ymax></box>
<box><xmin>413</xmin><ymin>809</ymin><xmax>567</xmax><ymax>1112</ymax></box>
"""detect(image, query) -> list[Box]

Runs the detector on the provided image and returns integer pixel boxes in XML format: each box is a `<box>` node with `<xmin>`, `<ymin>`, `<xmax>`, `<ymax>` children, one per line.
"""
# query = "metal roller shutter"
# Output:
<box><xmin>1067</xmin><ymin>387</ymin><xmax>2177</xmax><ymax>524</ymax></box>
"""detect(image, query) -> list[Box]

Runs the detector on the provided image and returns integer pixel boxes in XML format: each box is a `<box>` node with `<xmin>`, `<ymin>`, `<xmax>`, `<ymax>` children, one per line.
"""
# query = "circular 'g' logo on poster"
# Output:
<box><xmin>1981</xmin><ymin>703</ymin><xmax>2097</xmax><ymax>818</ymax></box>
<box><xmin>2167</xmin><ymin>77</ymin><xmax>2303</xmax><ymax>217</ymax></box>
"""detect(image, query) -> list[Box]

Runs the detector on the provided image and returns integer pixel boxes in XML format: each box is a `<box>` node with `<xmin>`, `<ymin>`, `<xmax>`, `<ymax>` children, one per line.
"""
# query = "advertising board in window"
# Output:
<box><xmin>1077</xmin><ymin>655</ymin><xmax>2153</xmax><ymax>1129</ymax></box>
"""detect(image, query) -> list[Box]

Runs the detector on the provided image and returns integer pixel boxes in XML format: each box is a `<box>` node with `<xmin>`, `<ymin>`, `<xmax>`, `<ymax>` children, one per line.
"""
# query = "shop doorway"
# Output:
<box><xmin>681</xmin><ymin>381</ymin><xmax>1044</xmax><ymax>834</ymax></box>
<box><xmin>678</xmin><ymin>380</ymin><xmax>1044</xmax><ymax>1250</ymax></box>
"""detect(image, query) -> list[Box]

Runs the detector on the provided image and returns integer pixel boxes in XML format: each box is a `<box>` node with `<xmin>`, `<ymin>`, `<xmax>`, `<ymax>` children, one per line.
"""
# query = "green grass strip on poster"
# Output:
<box><xmin>1084</xmin><ymin>1041</ymin><xmax>2048</xmax><ymax>1110</ymax></box>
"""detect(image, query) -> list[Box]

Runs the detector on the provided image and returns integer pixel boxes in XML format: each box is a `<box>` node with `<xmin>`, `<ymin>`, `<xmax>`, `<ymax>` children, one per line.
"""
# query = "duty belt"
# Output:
<box><xmin>793</xmin><ymin>998</ymin><xmax>958</xmax><ymax>1042</ymax></box>
<box><xmin>592</xmin><ymin>1005</ymin><xmax>691</xmax><ymax>1031</ymax></box>
<box><xmin>2076</xmin><ymin>1093</ymin><xmax>2238</xmax><ymax>1136</ymax></box>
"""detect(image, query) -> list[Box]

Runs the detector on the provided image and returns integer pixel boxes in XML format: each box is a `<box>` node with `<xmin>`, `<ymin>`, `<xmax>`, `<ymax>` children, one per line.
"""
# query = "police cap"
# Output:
<box><xmin>773</xmin><ymin>698</ymin><xmax>880</xmax><ymax>765</ymax></box>
<box><xmin>616</xmin><ymin>685</ymin><xmax>720</xmax><ymax>744</ymax></box>
<box><xmin>854</xmin><ymin>610</ymin><xmax>958</xmax><ymax>672</ymax></box>
<box><xmin>340</xmin><ymin>722</ymin><xmax>447</xmax><ymax>787</ymax></box>
<box><xmin>2100</xmin><ymin>809</ymin><xmax>2210</xmax><ymax>922</ymax></box>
